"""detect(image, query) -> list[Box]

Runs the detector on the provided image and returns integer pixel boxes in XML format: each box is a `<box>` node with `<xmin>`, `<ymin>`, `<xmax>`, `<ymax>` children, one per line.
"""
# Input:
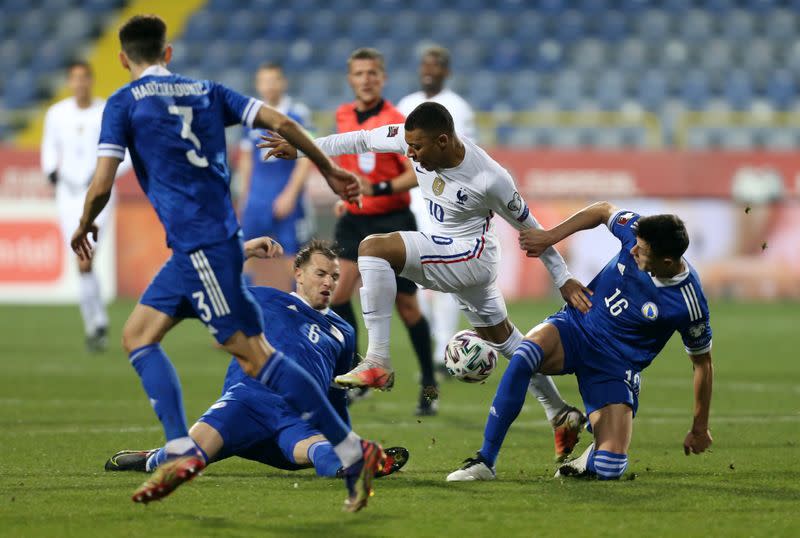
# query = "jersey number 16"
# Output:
<box><xmin>604</xmin><ymin>288</ymin><xmax>629</xmax><ymax>317</ymax></box>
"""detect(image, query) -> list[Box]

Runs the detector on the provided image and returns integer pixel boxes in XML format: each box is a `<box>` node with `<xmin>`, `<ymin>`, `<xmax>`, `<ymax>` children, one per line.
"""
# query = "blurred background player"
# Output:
<box><xmin>106</xmin><ymin>239</ymin><xmax>409</xmax><ymax>480</ymax></box>
<box><xmin>41</xmin><ymin>61</ymin><xmax>130</xmax><ymax>353</ymax></box>
<box><xmin>397</xmin><ymin>45</ymin><xmax>476</xmax><ymax>374</ymax></box>
<box><xmin>237</xmin><ymin>63</ymin><xmax>313</xmax><ymax>291</ymax></box>
<box><xmin>330</xmin><ymin>48</ymin><xmax>438</xmax><ymax>416</ymax></box>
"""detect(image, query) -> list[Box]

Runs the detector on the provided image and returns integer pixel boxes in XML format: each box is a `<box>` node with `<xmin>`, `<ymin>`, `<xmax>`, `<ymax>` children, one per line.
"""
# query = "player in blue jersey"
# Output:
<box><xmin>105</xmin><ymin>240</ymin><xmax>409</xmax><ymax>479</ymax></box>
<box><xmin>238</xmin><ymin>63</ymin><xmax>313</xmax><ymax>291</ymax></box>
<box><xmin>447</xmin><ymin>201</ymin><xmax>714</xmax><ymax>482</ymax></box>
<box><xmin>70</xmin><ymin>15</ymin><xmax>383</xmax><ymax>511</ymax></box>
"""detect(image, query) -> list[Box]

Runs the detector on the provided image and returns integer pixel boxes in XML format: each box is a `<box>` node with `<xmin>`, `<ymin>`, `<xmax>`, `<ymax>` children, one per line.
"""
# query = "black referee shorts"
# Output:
<box><xmin>334</xmin><ymin>208</ymin><xmax>419</xmax><ymax>295</ymax></box>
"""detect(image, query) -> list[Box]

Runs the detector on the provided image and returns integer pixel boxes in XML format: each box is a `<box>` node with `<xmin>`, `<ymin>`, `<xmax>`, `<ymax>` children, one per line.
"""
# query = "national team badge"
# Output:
<box><xmin>641</xmin><ymin>302</ymin><xmax>659</xmax><ymax>320</ymax></box>
<box><xmin>507</xmin><ymin>192</ymin><xmax>522</xmax><ymax>212</ymax></box>
<box><xmin>456</xmin><ymin>189</ymin><xmax>468</xmax><ymax>205</ymax></box>
<box><xmin>432</xmin><ymin>177</ymin><xmax>445</xmax><ymax>196</ymax></box>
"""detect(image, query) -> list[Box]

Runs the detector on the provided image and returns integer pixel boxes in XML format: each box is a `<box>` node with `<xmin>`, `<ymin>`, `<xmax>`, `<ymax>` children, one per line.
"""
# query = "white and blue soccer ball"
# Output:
<box><xmin>444</xmin><ymin>330</ymin><xmax>498</xmax><ymax>383</ymax></box>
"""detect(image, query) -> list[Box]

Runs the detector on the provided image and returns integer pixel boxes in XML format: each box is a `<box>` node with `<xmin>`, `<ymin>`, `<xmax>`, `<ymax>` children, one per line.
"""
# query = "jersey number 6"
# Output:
<box><xmin>168</xmin><ymin>106</ymin><xmax>210</xmax><ymax>168</ymax></box>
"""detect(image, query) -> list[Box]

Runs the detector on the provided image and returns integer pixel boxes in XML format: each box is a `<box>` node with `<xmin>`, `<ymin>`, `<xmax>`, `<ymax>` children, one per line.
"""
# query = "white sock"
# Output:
<box><xmin>333</xmin><ymin>431</ymin><xmax>363</xmax><ymax>468</ymax></box>
<box><xmin>432</xmin><ymin>292</ymin><xmax>461</xmax><ymax>365</ymax></box>
<box><xmin>164</xmin><ymin>436</ymin><xmax>196</xmax><ymax>456</ymax></box>
<box><xmin>78</xmin><ymin>272</ymin><xmax>101</xmax><ymax>335</ymax></box>
<box><xmin>490</xmin><ymin>325</ymin><xmax>567</xmax><ymax>422</ymax></box>
<box><xmin>358</xmin><ymin>256</ymin><xmax>396</xmax><ymax>366</ymax></box>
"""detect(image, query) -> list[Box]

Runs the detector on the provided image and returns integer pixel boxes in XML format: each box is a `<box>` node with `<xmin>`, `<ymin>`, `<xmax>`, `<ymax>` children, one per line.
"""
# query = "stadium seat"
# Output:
<box><xmin>724</xmin><ymin>70</ymin><xmax>754</xmax><ymax>110</ymax></box>
<box><xmin>681</xmin><ymin>70</ymin><xmax>711</xmax><ymax>110</ymax></box>
<box><xmin>593</xmin><ymin>10</ymin><xmax>628</xmax><ymax>41</ymax></box>
<box><xmin>762</xmin><ymin>128</ymin><xmax>798</xmax><ymax>149</ymax></box>
<box><xmin>636</xmin><ymin>9</ymin><xmax>670</xmax><ymax>44</ymax></box>
<box><xmin>511</xmin><ymin>11</ymin><xmax>545</xmax><ymax>41</ymax></box>
<box><xmin>765</xmin><ymin>70</ymin><xmax>796</xmax><ymax>110</ymax></box>
<box><xmin>304</xmin><ymin>10</ymin><xmax>340</xmax><ymax>43</ymax></box>
<box><xmin>551</xmin><ymin>70</ymin><xmax>584</xmax><ymax>110</ymax></box>
<box><xmin>681</xmin><ymin>10</ymin><xmax>713</xmax><ymax>43</ymax></box>
<box><xmin>570</xmin><ymin>40</ymin><xmax>608</xmax><ymax>75</ymax></box>
<box><xmin>508</xmin><ymin>71</ymin><xmax>539</xmax><ymax>110</ymax></box>
<box><xmin>636</xmin><ymin>70</ymin><xmax>668</xmax><ymax>111</ymax></box>
<box><xmin>554</xmin><ymin>10</ymin><xmax>586</xmax><ymax>43</ymax></box>
<box><xmin>490</xmin><ymin>39</ymin><xmax>522</xmax><ymax>72</ymax></box>
<box><xmin>264</xmin><ymin>10</ymin><xmax>296</xmax><ymax>40</ymax></box>
<box><xmin>720</xmin><ymin>128</ymin><xmax>757</xmax><ymax>150</ymax></box>
<box><xmin>724</xmin><ymin>10</ymin><xmax>755</xmax><ymax>42</ymax></box>
<box><xmin>593</xmin><ymin>70</ymin><xmax>626</xmax><ymax>110</ymax></box>
<box><xmin>533</xmin><ymin>40</ymin><xmax>564</xmax><ymax>72</ymax></box>
<box><xmin>616</xmin><ymin>38</ymin><xmax>647</xmax><ymax>73</ymax></box>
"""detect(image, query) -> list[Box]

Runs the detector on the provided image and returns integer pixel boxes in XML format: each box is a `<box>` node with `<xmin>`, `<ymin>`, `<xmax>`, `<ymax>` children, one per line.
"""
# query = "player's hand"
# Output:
<box><xmin>333</xmin><ymin>199</ymin><xmax>348</xmax><ymax>218</ymax></box>
<box><xmin>683</xmin><ymin>428</ymin><xmax>713</xmax><ymax>455</ymax></box>
<box><xmin>520</xmin><ymin>228</ymin><xmax>556</xmax><ymax>257</ymax></box>
<box><xmin>244</xmin><ymin>236</ymin><xmax>284</xmax><ymax>260</ymax></box>
<box><xmin>559</xmin><ymin>278</ymin><xmax>593</xmax><ymax>313</ymax></box>
<box><xmin>272</xmin><ymin>190</ymin><xmax>296</xmax><ymax>220</ymax></box>
<box><xmin>322</xmin><ymin>165</ymin><xmax>362</xmax><ymax>207</ymax></box>
<box><xmin>70</xmin><ymin>222</ymin><xmax>98</xmax><ymax>261</ymax></box>
<box><xmin>258</xmin><ymin>132</ymin><xmax>297</xmax><ymax>160</ymax></box>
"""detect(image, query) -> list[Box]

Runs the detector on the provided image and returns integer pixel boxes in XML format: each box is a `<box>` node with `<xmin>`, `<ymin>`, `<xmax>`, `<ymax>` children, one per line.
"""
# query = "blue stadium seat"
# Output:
<box><xmin>17</xmin><ymin>10</ymin><xmax>50</xmax><ymax>42</ymax></box>
<box><xmin>389</xmin><ymin>11</ymin><xmax>424</xmax><ymax>40</ymax></box>
<box><xmin>617</xmin><ymin>0</ymin><xmax>649</xmax><ymax>13</ymax></box>
<box><xmin>284</xmin><ymin>40</ymin><xmax>314</xmax><ymax>72</ymax></box>
<box><xmin>297</xmin><ymin>70</ymin><xmax>334</xmax><ymax>109</ymax></box>
<box><xmin>636</xmin><ymin>70</ymin><xmax>668</xmax><ymax>111</ymax></box>
<box><xmin>225</xmin><ymin>10</ymin><xmax>264</xmax><ymax>42</ymax></box>
<box><xmin>537</xmin><ymin>0</ymin><xmax>567</xmax><ymax>15</ymax></box>
<box><xmin>551</xmin><ymin>128</ymin><xmax>583</xmax><ymax>148</ymax></box>
<box><xmin>720</xmin><ymin>128</ymin><xmax>756</xmax><ymax>150</ymax></box>
<box><xmin>765</xmin><ymin>70</ymin><xmax>796</xmax><ymax>110</ymax></box>
<box><xmin>304</xmin><ymin>10</ymin><xmax>340</xmax><ymax>43</ymax></box>
<box><xmin>593</xmin><ymin>70</ymin><xmax>626</xmax><ymax>110</ymax></box>
<box><xmin>452</xmin><ymin>40</ymin><xmax>485</xmax><ymax>72</ymax></box>
<box><xmin>432</xmin><ymin>11</ymin><xmax>465</xmax><ymax>43</ymax></box>
<box><xmin>578</xmin><ymin>0</ymin><xmax>609</xmax><ymax>15</ymax></box>
<box><xmin>508</xmin><ymin>71</ymin><xmax>539</xmax><ymax>110</ymax></box>
<box><xmin>371</xmin><ymin>0</ymin><xmax>404</xmax><ymax>13</ymax></box>
<box><xmin>322</xmin><ymin>39</ymin><xmax>356</xmax><ymax>71</ymax></box>
<box><xmin>571</xmin><ymin>39</ymin><xmax>608</xmax><ymax>75</ymax></box>
<box><xmin>466</xmin><ymin>71</ymin><xmax>501</xmax><ymax>111</ymax></box>
<box><xmin>681</xmin><ymin>10</ymin><xmax>712</xmax><ymax>43</ymax></box>
<box><xmin>551</xmin><ymin>70</ymin><xmax>584</xmax><ymax>109</ymax></box>
<box><xmin>554</xmin><ymin>10</ymin><xmax>585</xmax><ymax>43</ymax></box>
<box><xmin>3</xmin><ymin>70</ymin><xmax>38</xmax><ymax>109</ymax></box>
<box><xmin>724</xmin><ymin>10</ymin><xmax>755</xmax><ymax>42</ymax></box>
<box><xmin>346</xmin><ymin>12</ymin><xmax>382</xmax><ymax>42</ymax></box>
<box><xmin>741</xmin><ymin>39</ymin><xmax>776</xmax><ymax>80</ymax></box>
<box><xmin>496</xmin><ymin>0</ymin><xmax>528</xmax><ymax>13</ymax></box>
<box><xmin>511</xmin><ymin>11</ymin><xmax>545</xmax><ymax>41</ymax></box>
<box><xmin>506</xmin><ymin>127</ymin><xmax>539</xmax><ymax>148</ymax></box>
<box><xmin>762</xmin><ymin>129</ymin><xmax>798</xmax><ymax>150</ymax></box>
<box><xmin>724</xmin><ymin>70</ymin><xmax>754</xmax><ymax>110</ymax></box>
<box><xmin>81</xmin><ymin>0</ymin><xmax>117</xmax><ymax>14</ymax></box>
<box><xmin>705</xmin><ymin>0</ymin><xmax>734</xmax><ymax>13</ymax></box>
<box><xmin>681</xmin><ymin>70</ymin><xmax>711</xmax><ymax>110</ymax></box>
<box><xmin>747</xmin><ymin>0</ymin><xmax>777</xmax><ymax>14</ymax></box>
<box><xmin>31</xmin><ymin>39</ymin><xmax>68</xmax><ymax>74</ymax></box>
<box><xmin>384</xmin><ymin>70</ymin><xmax>416</xmax><ymax>103</ymax></box>
<box><xmin>490</xmin><ymin>39</ymin><xmax>522</xmax><ymax>72</ymax></box>
<box><xmin>764</xmin><ymin>10</ymin><xmax>797</xmax><ymax>43</ymax></box>
<box><xmin>593</xmin><ymin>10</ymin><xmax>627</xmax><ymax>41</ymax></box>
<box><xmin>616</xmin><ymin>38</ymin><xmax>647</xmax><ymax>73</ymax></box>
<box><xmin>2</xmin><ymin>0</ymin><xmax>34</xmax><ymax>13</ymax></box>
<box><xmin>264</xmin><ymin>10</ymin><xmax>296</xmax><ymax>40</ymax></box>
<box><xmin>474</xmin><ymin>11</ymin><xmax>507</xmax><ymax>41</ymax></box>
<box><xmin>636</xmin><ymin>9</ymin><xmax>670</xmax><ymax>43</ymax></box>
<box><xmin>662</xmin><ymin>0</ymin><xmax>690</xmax><ymax>13</ymax></box>
<box><xmin>532</xmin><ymin>40</ymin><xmax>563</xmax><ymax>72</ymax></box>
<box><xmin>183</xmin><ymin>12</ymin><xmax>219</xmax><ymax>43</ymax></box>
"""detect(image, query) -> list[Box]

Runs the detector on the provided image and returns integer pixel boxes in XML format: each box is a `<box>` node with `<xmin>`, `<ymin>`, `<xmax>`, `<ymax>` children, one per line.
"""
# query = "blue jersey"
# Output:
<box><xmin>241</xmin><ymin>97</ymin><xmax>312</xmax><ymax>206</ymax></box>
<box><xmin>223</xmin><ymin>287</ymin><xmax>356</xmax><ymax>397</ymax></box>
<box><xmin>97</xmin><ymin>66</ymin><xmax>263</xmax><ymax>252</ymax></box>
<box><xmin>570</xmin><ymin>210</ymin><xmax>713</xmax><ymax>371</ymax></box>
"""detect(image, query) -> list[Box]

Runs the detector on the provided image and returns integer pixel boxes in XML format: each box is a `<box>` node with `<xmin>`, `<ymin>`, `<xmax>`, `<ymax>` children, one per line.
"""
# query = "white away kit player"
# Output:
<box><xmin>262</xmin><ymin>102</ymin><xmax>594</xmax><ymax>461</ymax></box>
<box><xmin>397</xmin><ymin>45</ymin><xmax>477</xmax><ymax>371</ymax></box>
<box><xmin>41</xmin><ymin>61</ymin><xmax>130</xmax><ymax>352</ymax></box>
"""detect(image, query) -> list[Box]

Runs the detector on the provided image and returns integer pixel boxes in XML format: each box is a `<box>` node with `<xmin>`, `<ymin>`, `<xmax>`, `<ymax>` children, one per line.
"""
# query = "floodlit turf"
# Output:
<box><xmin>1</xmin><ymin>299</ymin><xmax>799</xmax><ymax>537</ymax></box>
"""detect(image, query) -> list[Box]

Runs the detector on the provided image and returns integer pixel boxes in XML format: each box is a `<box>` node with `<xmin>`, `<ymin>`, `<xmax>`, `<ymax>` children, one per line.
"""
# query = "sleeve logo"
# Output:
<box><xmin>386</xmin><ymin>126</ymin><xmax>399</xmax><ymax>137</ymax></box>
<box><xmin>507</xmin><ymin>192</ymin><xmax>522</xmax><ymax>212</ymax></box>
<box><xmin>617</xmin><ymin>212</ymin><xmax>636</xmax><ymax>225</ymax></box>
<box><xmin>688</xmin><ymin>322</ymin><xmax>706</xmax><ymax>338</ymax></box>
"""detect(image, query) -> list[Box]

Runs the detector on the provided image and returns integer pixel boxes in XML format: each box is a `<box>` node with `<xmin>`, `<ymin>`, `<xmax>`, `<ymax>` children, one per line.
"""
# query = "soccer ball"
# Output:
<box><xmin>444</xmin><ymin>330</ymin><xmax>497</xmax><ymax>383</ymax></box>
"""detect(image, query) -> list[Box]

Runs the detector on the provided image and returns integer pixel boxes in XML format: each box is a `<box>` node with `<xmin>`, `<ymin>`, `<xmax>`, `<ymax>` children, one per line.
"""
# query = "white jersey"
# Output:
<box><xmin>396</xmin><ymin>88</ymin><xmax>476</xmax><ymax>141</ymax></box>
<box><xmin>311</xmin><ymin>124</ymin><xmax>572</xmax><ymax>288</ymax></box>
<box><xmin>41</xmin><ymin>97</ymin><xmax>107</xmax><ymax>189</ymax></box>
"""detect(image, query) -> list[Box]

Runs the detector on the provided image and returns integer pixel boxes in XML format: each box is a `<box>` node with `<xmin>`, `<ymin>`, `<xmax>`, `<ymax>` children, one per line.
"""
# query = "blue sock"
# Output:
<box><xmin>587</xmin><ymin>450</ymin><xmax>628</xmax><ymax>480</ymax></box>
<box><xmin>129</xmin><ymin>344</ymin><xmax>188</xmax><ymax>441</ymax></box>
<box><xmin>307</xmin><ymin>440</ymin><xmax>342</xmax><ymax>478</ymax></box>
<box><xmin>479</xmin><ymin>340</ymin><xmax>543</xmax><ymax>467</ymax></box>
<box><xmin>258</xmin><ymin>352</ymin><xmax>350</xmax><ymax>446</ymax></box>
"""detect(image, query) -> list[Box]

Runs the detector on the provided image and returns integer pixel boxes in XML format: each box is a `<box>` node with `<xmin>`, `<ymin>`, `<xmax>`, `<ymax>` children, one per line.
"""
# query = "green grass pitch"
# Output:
<box><xmin>1</xmin><ymin>299</ymin><xmax>799</xmax><ymax>537</ymax></box>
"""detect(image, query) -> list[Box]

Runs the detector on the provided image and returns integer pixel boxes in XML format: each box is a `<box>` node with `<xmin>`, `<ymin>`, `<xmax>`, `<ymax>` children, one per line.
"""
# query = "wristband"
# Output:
<box><xmin>372</xmin><ymin>181</ymin><xmax>393</xmax><ymax>196</ymax></box>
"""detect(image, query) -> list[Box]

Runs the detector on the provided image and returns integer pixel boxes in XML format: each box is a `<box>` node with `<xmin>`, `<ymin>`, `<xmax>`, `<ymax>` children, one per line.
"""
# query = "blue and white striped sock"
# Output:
<box><xmin>587</xmin><ymin>450</ymin><xmax>628</xmax><ymax>480</ymax></box>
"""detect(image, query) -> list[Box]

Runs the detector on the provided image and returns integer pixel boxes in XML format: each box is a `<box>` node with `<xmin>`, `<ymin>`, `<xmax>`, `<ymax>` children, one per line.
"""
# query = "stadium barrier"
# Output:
<box><xmin>1</xmin><ymin>145</ymin><xmax>797</xmax><ymax>302</ymax></box>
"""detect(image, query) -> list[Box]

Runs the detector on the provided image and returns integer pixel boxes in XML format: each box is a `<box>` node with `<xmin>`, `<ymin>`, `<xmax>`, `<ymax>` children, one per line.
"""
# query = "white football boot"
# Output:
<box><xmin>446</xmin><ymin>453</ymin><xmax>496</xmax><ymax>482</ymax></box>
<box><xmin>554</xmin><ymin>442</ymin><xmax>595</xmax><ymax>478</ymax></box>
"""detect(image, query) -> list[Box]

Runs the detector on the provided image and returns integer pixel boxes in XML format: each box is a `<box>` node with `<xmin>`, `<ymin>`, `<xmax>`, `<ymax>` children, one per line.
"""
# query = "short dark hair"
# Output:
<box><xmin>257</xmin><ymin>62</ymin><xmax>283</xmax><ymax>74</ymax></box>
<box><xmin>347</xmin><ymin>47</ymin><xmax>385</xmax><ymax>71</ymax></box>
<box><xmin>294</xmin><ymin>239</ymin><xmax>338</xmax><ymax>270</ymax></box>
<box><xmin>635</xmin><ymin>214</ymin><xmax>690</xmax><ymax>260</ymax></box>
<box><xmin>422</xmin><ymin>45</ymin><xmax>450</xmax><ymax>69</ymax></box>
<box><xmin>404</xmin><ymin>102</ymin><xmax>455</xmax><ymax>136</ymax></box>
<box><xmin>119</xmin><ymin>15</ymin><xmax>167</xmax><ymax>64</ymax></box>
<box><xmin>67</xmin><ymin>60</ymin><xmax>92</xmax><ymax>76</ymax></box>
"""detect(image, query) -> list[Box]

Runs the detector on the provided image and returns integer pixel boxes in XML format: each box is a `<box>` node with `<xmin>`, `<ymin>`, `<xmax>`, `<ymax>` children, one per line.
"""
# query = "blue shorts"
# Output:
<box><xmin>241</xmin><ymin>201</ymin><xmax>306</xmax><ymax>254</ymax></box>
<box><xmin>140</xmin><ymin>234</ymin><xmax>264</xmax><ymax>344</ymax></box>
<box><xmin>197</xmin><ymin>379</ymin><xmax>319</xmax><ymax>469</ymax></box>
<box><xmin>546</xmin><ymin>309</ymin><xmax>641</xmax><ymax>417</ymax></box>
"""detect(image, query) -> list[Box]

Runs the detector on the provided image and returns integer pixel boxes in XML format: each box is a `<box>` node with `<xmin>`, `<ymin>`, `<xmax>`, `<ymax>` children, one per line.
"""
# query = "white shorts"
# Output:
<box><xmin>56</xmin><ymin>183</ymin><xmax>113</xmax><ymax>251</ymax></box>
<box><xmin>399</xmin><ymin>231</ymin><xmax>508</xmax><ymax>327</ymax></box>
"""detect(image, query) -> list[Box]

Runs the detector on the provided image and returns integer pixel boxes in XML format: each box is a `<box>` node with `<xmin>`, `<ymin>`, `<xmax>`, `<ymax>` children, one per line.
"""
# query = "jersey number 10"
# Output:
<box><xmin>168</xmin><ymin>106</ymin><xmax>209</xmax><ymax>168</ymax></box>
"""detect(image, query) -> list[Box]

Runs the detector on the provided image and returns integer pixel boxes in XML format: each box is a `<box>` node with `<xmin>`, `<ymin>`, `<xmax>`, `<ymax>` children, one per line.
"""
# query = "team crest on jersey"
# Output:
<box><xmin>358</xmin><ymin>152</ymin><xmax>376</xmax><ymax>174</ymax></box>
<box><xmin>507</xmin><ymin>192</ymin><xmax>522</xmax><ymax>212</ymax></box>
<box><xmin>641</xmin><ymin>302</ymin><xmax>659</xmax><ymax>320</ymax></box>
<box><xmin>432</xmin><ymin>177</ymin><xmax>445</xmax><ymax>196</ymax></box>
<box><xmin>617</xmin><ymin>212</ymin><xmax>636</xmax><ymax>225</ymax></box>
<box><xmin>688</xmin><ymin>322</ymin><xmax>706</xmax><ymax>338</ymax></box>
<box><xmin>386</xmin><ymin>126</ymin><xmax>399</xmax><ymax>137</ymax></box>
<box><xmin>456</xmin><ymin>189</ymin><xmax>468</xmax><ymax>205</ymax></box>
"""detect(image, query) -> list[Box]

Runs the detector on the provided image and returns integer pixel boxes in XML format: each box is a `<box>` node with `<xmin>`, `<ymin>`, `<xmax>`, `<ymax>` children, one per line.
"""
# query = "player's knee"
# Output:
<box><xmin>121</xmin><ymin>320</ymin><xmax>156</xmax><ymax>354</ymax></box>
<box><xmin>589</xmin><ymin>450</ymin><xmax>628</xmax><ymax>480</ymax></box>
<box><xmin>357</xmin><ymin>234</ymin><xmax>388</xmax><ymax>258</ymax></box>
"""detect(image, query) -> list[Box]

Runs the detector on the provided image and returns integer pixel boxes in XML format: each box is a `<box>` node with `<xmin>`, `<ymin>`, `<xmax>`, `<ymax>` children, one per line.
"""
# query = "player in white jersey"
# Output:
<box><xmin>397</xmin><ymin>45</ymin><xmax>476</xmax><ymax>374</ymax></box>
<box><xmin>41</xmin><ymin>61</ymin><xmax>129</xmax><ymax>352</ymax></box>
<box><xmin>262</xmin><ymin>102</ymin><xmax>594</xmax><ymax>460</ymax></box>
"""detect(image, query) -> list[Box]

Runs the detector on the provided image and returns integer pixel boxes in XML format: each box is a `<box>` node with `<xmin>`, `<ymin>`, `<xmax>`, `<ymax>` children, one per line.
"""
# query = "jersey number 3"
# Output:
<box><xmin>168</xmin><ymin>106</ymin><xmax>209</xmax><ymax>168</ymax></box>
<box><xmin>604</xmin><ymin>288</ymin><xmax>629</xmax><ymax>317</ymax></box>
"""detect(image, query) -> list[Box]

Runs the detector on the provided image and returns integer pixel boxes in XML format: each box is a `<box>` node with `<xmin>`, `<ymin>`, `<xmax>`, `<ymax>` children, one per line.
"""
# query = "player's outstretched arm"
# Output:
<box><xmin>520</xmin><ymin>201</ymin><xmax>618</xmax><ymax>257</ymax></box>
<box><xmin>71</xmin><ymin>156</ymin><xmax>120</xmax><ymax>261</ymax></box>
<box><xmin>360</xmin><ymin>159</ymin><xmax>418</xmax><ymax>196</ymax></box>
<box><xmin>243</xmin><ymin>237</ymin><xmax>284</xmax><ymax>260</ymax></box>
<box><xmin>683</xmin><ymin>351</ymin><xmax>713</xmax><ymax>455</ymax></box>
<box><xmin>253</xmin><ymin>107</ymin><xmax>361</xmax><ymax>204</ymax></box>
